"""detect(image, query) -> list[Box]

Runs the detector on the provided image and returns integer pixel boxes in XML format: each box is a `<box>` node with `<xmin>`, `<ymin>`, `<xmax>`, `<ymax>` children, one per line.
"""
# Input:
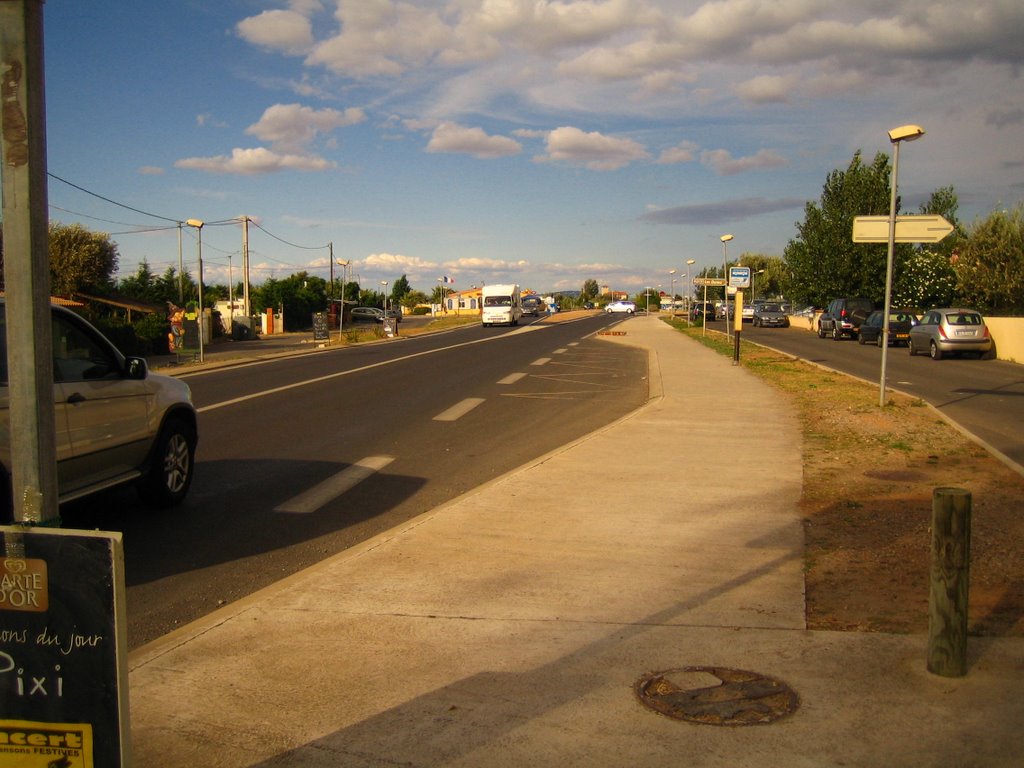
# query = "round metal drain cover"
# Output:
<box><xmin>635</xmin><ymin>666</ymin><xmax>799</xmax><ymax>726</ymax></box>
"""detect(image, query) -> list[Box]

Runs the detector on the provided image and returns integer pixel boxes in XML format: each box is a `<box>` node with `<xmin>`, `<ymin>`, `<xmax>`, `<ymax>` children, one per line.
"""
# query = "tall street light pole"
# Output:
<box><xmin>186</xmin><ymin>219</ymin><xmax>205</xmax><ymax>362</ymax></box>
<box><xmin>686</xmin><ymin>259</ymin><xmax>696</xmax><ymax>320</ymax></box>
<box><xmin>879</xmin><ymin>124</ymin><xmax>925</xmax><ymax>407</ymax></box>
<box><xmin>669</xmin><ymin>270</ymin><xmax>677</xmax><ymax>316</ymax></box>
<box><xmin>721</xmin><ymin>234</ymin><xmax>734</xmax><ymax>338</ymax></box>
<box><xmin>337</xmin><ymin>260</ymin><xmax>350</xmax><ymax>331</ymax></box>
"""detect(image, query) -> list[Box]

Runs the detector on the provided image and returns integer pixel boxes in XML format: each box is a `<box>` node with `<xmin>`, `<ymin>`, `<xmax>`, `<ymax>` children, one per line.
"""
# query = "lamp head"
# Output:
<box><xmin>686</xmin><ymin>259</ymin><xmax>696</xmax><ymax>265</ymax></box>
<box><xmin>186</xmin><ymin>218</ymin><xmax>204</xmax><ymax>228</ymax></box>
<box><xmin>888</xmin><ymin>124</ymin><xmax>925</xmax><ymax>143</ymax></box>
<box><xmin>720</xmin><ymin>234</ymin><xmax>734</xmax><ymax>243</ymax></box>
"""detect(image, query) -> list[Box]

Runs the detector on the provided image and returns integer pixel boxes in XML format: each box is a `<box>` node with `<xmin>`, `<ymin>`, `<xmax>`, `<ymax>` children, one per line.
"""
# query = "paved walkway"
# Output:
<box><xmin>129</xmin><ymin>315</ymin><xmax>1024</xmax><ymax>767</ymax></box>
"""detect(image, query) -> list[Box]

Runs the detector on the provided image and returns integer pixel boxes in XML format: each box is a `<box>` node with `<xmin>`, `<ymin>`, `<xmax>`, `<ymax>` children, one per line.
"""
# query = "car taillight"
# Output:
<box><xmin>938</xmin><ymin>325</ymin><xmax>948</xmax><ymax>339</ymax></box>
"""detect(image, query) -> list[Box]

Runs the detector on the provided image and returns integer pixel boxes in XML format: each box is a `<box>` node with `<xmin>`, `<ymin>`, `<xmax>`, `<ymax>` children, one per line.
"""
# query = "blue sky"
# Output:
<box><xmin>40</xmin><ymin>1</ymin><xmax>1024</xmax><ymax>296</ymax></box>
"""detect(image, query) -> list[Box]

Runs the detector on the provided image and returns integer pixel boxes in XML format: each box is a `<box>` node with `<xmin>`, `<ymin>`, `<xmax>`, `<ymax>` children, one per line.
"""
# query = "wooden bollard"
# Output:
<box><xmin>927</xmin><ymin>487</ymin><xmax>971</xmax><ymax>677</ymax></box>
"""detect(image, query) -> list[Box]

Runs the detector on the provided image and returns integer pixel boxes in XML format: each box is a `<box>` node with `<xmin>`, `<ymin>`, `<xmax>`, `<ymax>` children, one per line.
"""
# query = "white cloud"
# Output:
<box><xmin>735</xmin><ymin>74</ymin><xmax>795</xmax><ymax>104</ymax></box>
<box><xmin>538</xmin><ymin>126</ymin><xmax>650</xmax><ymax>170</ymax></box>
<box><xmin>246</xmin><ymin>103</ymin><xmax>366</xmax><ymax>153</ymax></box>
<box><xmin>425</xmin><ymin>122</ymin><xmax>522</xmax><ymax>158</ymax></box>
<box><xmin>363</xmin><ymin>252</ymin><xmax>437</xmax><ymax>271</ymax></box>
<box><xmin>175</xmin><ymin>147</ymin><xmax>337</xmax><ymax>175</ymax></box>
<box><xmin>657</xmin><ymin>140</ymin><xmax>699</xmax><ymax>164</ymax></box>
<box><xmin>236</xmin><ymin>9</ymin><xmax>316</xmax><ymax>55</ymax></box>
<box><xmin>700</xmin><ymin>148</ymin><xmax>788</xmax><ymax>176</ymax></box>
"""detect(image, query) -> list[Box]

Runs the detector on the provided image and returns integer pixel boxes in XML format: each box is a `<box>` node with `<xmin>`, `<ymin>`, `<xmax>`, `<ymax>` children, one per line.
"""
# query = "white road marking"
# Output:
<box><xmin>275</xmin><ymin>455</ymin><xmax>395</xmax><ymax>514</ymax></box>
<box><xmin>498</xmin><ymin>372</ymin><xmax>527</xmax><ymax>385</ymax></box>
<box><xmin>531</xmin><ymin>358</ymin><xmax>551</xmax><ymax>366</ymax></box>
<box><xmin>553</xmin><ymin>348</ymin><xmax>568</xmax><ymax>354</ymax></box>
<box><xmin>197</xmin><ymin>332</ymin><xmax>547</xmax><ymax>413</ymax></box>
<box><xmin>433</xmin><ymin>397</ymin><xmax>486</xmax><ymax>422</ymax></box>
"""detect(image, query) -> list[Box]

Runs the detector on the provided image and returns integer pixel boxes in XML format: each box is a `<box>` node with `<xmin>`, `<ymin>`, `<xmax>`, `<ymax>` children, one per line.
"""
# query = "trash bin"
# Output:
<box><xmin>232</xmin><ymin>317</ymin><xmax>253</xmax><ymax>340</ymax></box>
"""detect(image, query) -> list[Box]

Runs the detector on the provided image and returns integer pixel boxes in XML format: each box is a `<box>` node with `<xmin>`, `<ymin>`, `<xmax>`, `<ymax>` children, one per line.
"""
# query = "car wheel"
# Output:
<box><xmin>817</xmin><ymin>323</ymin><xmax>826</xmax><ymax>338</ymax></box>
<box><xmin>857</xmin><ymin>332</ymin><xmax>866</xmax><ymax>345</ymax></box>
<box><xmin>138</xmin><ymin>417</ymin><xmax>197</xmax><ymax>507</ymax></box>
<box><xmin>877</xmin><ymin>334</ymin><xmax>884</xmax><ymax>348</ymax></box>
<box><xmin>831</xmin><ymin>325</ymin><xmax>841</xmax><ymax>341</ymax></box>
<box><xmin>929</xmin><ymin>341</ymin><xmax>943</xmax><ymax>361</ymax></box>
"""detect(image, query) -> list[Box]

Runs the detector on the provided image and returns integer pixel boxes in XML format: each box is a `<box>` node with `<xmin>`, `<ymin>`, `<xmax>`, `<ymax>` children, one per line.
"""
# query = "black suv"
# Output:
<box><xmin>817</xmin><ymin>297</ymin><xmax>874</xmax><ymax>340</ymax></box>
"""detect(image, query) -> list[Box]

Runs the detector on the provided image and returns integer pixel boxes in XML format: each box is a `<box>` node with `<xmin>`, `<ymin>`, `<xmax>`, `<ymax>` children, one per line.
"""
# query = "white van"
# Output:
<box><xmin>481</xmin><ymin>284</ymin><xmax>523</xmax><ymax>327</ymax></box>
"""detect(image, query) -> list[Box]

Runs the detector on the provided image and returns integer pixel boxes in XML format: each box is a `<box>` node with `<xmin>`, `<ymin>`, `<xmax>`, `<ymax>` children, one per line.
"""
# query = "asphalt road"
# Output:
<box><xmin>708</xmin><ymin>317</ymin><xmax>1024</xmax><ymax>470</ymax></box>
<box><xmin>63</xmin><ymin>313</ymin><xmax>649</xmax><ymax>648</ymax></box>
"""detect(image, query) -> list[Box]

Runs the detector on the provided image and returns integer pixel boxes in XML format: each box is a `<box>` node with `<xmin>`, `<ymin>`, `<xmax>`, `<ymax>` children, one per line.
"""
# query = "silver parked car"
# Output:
<box><xmin>908</xmin><ymin>308</ymin><xmax>993</xmax><ymax>360</ymax></box>
<box><xmin>0</xmin><ymin>300</ymin><xmax>198</xmax><ymax>520</ymax></box>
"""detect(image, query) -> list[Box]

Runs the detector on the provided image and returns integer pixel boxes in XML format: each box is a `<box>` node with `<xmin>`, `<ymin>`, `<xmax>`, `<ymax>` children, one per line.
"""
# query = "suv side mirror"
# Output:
<box><xmin>125</xmin><ymin>356</ymin><xmax>149</xmax><ymax>380</ymax></box>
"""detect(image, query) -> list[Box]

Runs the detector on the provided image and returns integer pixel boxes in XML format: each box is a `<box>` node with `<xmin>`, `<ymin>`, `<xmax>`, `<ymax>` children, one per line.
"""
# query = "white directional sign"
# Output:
<box><xmin>852</xmin><ymin>215</ymin><xmax>954</xmax><ymax>243</ymax></box>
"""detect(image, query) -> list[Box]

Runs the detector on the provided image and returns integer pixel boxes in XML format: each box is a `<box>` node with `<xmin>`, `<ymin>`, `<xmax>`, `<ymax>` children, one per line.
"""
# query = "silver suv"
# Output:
<box><xmin>0</xmin><ymin>301</ymin><xmax>198</xmax><ymax>520</ymax></box>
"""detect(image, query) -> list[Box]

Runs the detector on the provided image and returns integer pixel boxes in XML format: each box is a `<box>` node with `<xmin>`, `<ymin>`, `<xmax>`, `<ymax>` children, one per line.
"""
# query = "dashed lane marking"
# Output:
<box><xmin>433</xmin><ymin>397</ymin><xmax>486</xmax><ymax>422</ymax></box>
<box><xmin>274</xmin><ymin>455</ymin><xmax>395</xmax><ymax>514</ymax></box>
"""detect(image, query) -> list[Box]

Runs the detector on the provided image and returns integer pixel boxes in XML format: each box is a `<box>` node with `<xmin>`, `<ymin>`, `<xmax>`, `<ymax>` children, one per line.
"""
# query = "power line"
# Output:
<box><xmin>48</xmin><ymin>172</ymin><xmax>182</xmax><ymax>223</ymax></box>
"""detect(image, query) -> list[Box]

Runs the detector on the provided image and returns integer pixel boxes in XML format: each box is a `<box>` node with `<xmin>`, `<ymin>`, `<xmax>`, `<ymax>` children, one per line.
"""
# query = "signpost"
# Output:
<box><xmin>729</xmin><ymin>267</ymin><xmax>751</xmax><ymax>289</ymax></box>
<box><xmin>1</xmin><ymin>526</ymin><xmax>131</xmax><ymax>766</ymax></box>
<box><xmin>852</xmin><ymin>215</ymin><xmax>954</xmax><ymax>243</ymax></box>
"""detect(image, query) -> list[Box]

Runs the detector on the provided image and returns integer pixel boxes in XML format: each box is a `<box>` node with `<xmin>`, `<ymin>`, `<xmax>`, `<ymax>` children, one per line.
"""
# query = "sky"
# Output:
<box><xmin>34</xmin><ymin>0</ymin><xmax>1024</xmax><ymax>297</ymax></box>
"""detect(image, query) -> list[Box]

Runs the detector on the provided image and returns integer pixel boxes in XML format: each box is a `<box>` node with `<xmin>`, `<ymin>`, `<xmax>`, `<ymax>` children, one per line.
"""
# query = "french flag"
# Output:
<box><xmin>442</xmin><ymin>276</ymin><xmax>455</xmax><ymax>284</ymax></box>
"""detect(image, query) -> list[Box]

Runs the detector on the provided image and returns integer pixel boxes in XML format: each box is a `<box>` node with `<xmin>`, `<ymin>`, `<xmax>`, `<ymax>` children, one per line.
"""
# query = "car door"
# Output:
<box><xmin>0</xmin><ymin>306</ymin><xmax>74</xmax><ymax>490</ymax></box>
<box><xmin>52</xmin><ymin>310</ymin><xmax>152</xmax><ymax>495</ymax></box>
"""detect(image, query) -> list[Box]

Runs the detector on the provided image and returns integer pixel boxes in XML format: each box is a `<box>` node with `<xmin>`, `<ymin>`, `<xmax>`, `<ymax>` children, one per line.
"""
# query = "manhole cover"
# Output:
<box><xmin>635</xmin><ymin>666</ymin><xmax>799</xmax><ymax>726</ymax></box>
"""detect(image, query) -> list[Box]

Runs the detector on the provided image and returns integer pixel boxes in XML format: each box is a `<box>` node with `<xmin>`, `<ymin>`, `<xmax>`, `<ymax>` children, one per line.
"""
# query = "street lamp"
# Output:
<box><xmin>685</xmin><ymin>259</ymin><xmax>696</xmax><ymax>319</ymax></box>
<box><xmin>879</xmin><ymin>124</ymin><xmax>925</xmax><ymax>407</ymax></box>
<box><xmin>380</xmin><ymin>280</ymin><xmax>388</xmax><ymax>315</ymax></box>
<box><xmin>752</xmin><ymin>269</ymin><xmax>765</xmax><ymax>304</ymax></box>
<box><xmin>337</xmin><ymin>260</ymin><xmax>350</xmax><ymax>331</ymax></box>
<box><xmin>669</xmin><ymin>270</ymin><xmax>677</xmax><ymax>316</ymax></box>
<box><xmin>721</xmin><ymin>234</ymin><xmax>734</xmax><ymax>337</ymax></box>
<box><xmin>185</xmin><ymin>218</ymin><xmax>205</xmax><ymax>363</ymax></box>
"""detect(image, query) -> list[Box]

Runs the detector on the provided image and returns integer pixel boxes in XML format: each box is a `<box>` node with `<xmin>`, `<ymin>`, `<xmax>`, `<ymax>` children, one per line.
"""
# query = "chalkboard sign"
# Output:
<box><xmin>312</xmin><ymin>311</ymin><xmax>329</xmax><ymax>342</ymax></box>
<box><xmin>0</xmin><ymin>526</ymin><xmax>130</xmax><ymax>767</ymax></box>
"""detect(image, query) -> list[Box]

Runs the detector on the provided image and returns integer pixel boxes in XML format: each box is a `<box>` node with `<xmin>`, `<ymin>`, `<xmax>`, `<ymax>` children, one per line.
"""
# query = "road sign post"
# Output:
<box><xmin>852</xmin><ymin>215</ymin><xmax>954</xmax><ymax>243</ymax></box>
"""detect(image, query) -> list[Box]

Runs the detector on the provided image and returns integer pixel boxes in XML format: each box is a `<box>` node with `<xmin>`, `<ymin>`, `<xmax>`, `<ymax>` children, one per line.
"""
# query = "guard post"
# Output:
<box><xmin>927</xmin><ymin>487</ymin><xmax>971</xmax><ymax>677</ymax></box>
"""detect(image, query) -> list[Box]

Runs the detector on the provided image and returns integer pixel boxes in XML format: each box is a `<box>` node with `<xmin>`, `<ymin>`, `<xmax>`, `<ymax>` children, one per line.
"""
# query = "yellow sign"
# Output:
<box><xmin>0</xmin><ymin>720</ymin><xmax>94</xmax><ymax>767</ymax></box>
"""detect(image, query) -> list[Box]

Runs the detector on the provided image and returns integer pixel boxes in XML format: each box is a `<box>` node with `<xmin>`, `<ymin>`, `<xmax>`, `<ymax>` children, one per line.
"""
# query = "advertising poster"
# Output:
<box><xmin>0</xmin><ymin>527</ymin><xmax>130</xmax><ymax>767</ymax></box>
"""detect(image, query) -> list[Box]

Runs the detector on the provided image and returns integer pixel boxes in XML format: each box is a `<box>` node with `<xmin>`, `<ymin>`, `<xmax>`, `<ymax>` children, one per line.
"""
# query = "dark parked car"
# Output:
<box><xmin>752</xmin><ymin>303</ymin><xmax>790</xmax><ymax>328</ymax></box>
<box><xmin>858</xmin><ymin>310</ymin><xmax>917</xmax><ymax>347</ymax></box>
<box><xmin>817</xmin><ymin>297</ymin><xmax>874</xmax><ymax>340</ymax></box>
<box><xmin>691</xmin><ymin>302</ymin><xmax>716</xmax><ymax>322</ymax></box>
<box><xmin>908</xmin><ymin>308</ymin><xmax>993</xmax><ymax>360</ymax></box>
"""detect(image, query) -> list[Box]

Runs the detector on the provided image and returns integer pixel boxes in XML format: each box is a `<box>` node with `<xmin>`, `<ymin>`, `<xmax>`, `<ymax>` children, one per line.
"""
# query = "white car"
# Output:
<box><xmin>605</xmin><ymin>301</ymin><xmax>636</xmax><ymax>314</ymax></box>
<box><xmin>1</xmin><ymin>301</ymin><xmax>198</xmax><ymax>519</ymax></box>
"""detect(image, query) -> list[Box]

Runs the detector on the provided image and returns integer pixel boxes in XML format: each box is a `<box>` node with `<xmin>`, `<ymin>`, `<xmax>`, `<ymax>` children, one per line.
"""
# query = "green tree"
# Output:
<box><xmin>252</xmin><ymin>272</ymin><xmax>328</xmax><ymax>330</ymax></box>
<box><xmin>784</xmin><ymin>151</ymin><xmax>897</xmax><ymax>307</ymax></box>
<box><xmin>581</xmin><ymin>279</ymin><xmax>599</xmax><ymax>300</ymax></box>
<box><xmin>47</xmin><ymin>222</ymin><xmax>119</xmax><ymax>296</ymax></box>
<box><xmin>390</xmin><ymin>274</ymin><xmax>411</xmax><ymax>304</ymax></box>
<box><xmin>952</xmin><ymin>204</ymin><xmax>1024</xmax><ymax>314</ymax></box>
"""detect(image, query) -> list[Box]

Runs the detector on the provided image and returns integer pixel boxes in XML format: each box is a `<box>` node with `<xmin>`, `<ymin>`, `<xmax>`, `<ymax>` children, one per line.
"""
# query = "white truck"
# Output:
<box><xmin>481</xmin><ymin>283</ymin><xmax>523</xmax><ymax>327</ymax></box>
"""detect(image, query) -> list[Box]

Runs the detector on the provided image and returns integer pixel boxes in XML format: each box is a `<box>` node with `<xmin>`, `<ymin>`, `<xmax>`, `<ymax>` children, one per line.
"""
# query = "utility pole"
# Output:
<box><xmin>0</xmin><ymin>0</ymin><xmax>60</xmax><ymax>525</ymax></box>
<box><xmin>241</xmin><ymin>215</ymin><xmax>251</xmax><ymax>317</ymax></box>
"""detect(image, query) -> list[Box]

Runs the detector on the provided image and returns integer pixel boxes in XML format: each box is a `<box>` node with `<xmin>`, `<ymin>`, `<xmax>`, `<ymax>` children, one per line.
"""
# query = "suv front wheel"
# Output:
<box><xmin>138</xmin><ymin>417</ymin><xmax>197</xmax><ymax>507</ymax></box>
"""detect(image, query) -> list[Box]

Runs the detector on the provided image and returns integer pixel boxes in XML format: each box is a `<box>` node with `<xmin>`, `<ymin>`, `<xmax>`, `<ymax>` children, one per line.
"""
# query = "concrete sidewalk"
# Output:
<box><xmin>128</xmin><ymin>315</ymin><xmax>1024</xmax><ymax>767</ymax></box>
